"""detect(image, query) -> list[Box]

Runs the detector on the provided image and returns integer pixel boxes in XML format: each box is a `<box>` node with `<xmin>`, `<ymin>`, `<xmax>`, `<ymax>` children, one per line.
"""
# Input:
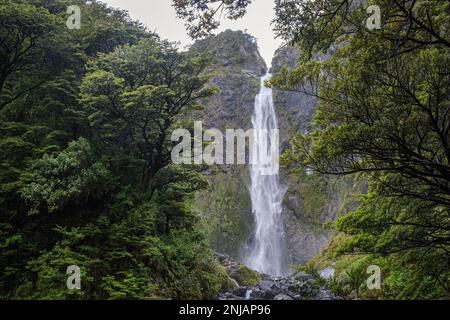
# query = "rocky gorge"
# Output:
<box><xmin>192</xmin><ymin>30</ymin><xmax>364</xmax><ymax>274</ymax></box>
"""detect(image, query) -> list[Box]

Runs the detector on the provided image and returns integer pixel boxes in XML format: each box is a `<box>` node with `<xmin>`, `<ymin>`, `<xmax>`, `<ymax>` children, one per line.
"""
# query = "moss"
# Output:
<box><xmin>299</xmin><ymin>173</ymin><xmax>328</xmax><ymax>227</ymax></box>
<box><xmin>195</xmin><ymin>168</ymin><xmax>253</xmax><ymax>257</ymax></box>
<box><xmin>219</xmin><ymin>269</ymin><xmax>239</xmax><ymax>292</ymax></box>
<box><xmin>197</xmin><ymin>263</ymin><xmax>236</xmax><ymax>299</ymax></box>
<box><xmin>230</xmin><ymin>265</ymin><xmax>262</xmax><ymax>287</ymax></box>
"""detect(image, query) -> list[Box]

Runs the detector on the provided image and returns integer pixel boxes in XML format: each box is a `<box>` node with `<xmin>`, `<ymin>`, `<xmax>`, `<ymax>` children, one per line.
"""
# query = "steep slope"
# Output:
<box><xmin>192</xmin><ymin>30</ymin><xmax>266</xmax><ymax>257</ymax></box>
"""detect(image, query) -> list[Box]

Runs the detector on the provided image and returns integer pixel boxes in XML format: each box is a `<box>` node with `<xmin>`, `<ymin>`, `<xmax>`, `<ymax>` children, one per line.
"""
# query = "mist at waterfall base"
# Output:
<box><xmin>243</xmin><ymin>74</ymin><xmax>290</xmax><ymax>277</ymax></box>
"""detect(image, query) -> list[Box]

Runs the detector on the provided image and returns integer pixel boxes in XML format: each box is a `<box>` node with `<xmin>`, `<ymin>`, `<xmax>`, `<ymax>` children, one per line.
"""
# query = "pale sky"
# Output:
<box><xmin>102</xmin><ymin>0</ymin><xmax>282</xmax><ymax>66</ymax></box>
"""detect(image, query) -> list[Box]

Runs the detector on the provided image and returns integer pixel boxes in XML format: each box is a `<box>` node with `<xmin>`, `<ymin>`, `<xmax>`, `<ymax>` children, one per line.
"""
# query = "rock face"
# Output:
<box><xmin>271</xmin><ymin>47</ymin><xmax>330</xmax><ymax>265</ymax></box>
<box><xmin>192</xmin><ymin>30</ymin><xmax>266</xmax><ymax>257</ymax></box>
<box><xmin>271</xmin><ymin>47</ymin><xmax>318</xmax><ymax>136</ymax></box>
<box><xmin>192</xmin><ymin>30</ymin><xmax>266</xmax><ymax>130</ymax></box>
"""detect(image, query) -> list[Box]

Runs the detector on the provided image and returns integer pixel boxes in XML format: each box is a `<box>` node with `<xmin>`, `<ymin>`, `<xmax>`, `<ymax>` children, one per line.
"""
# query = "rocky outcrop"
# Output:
<box><xmin>271</xmin><ymin>47</ymin><xmax>330</xmax><ymax>265</ymax></box>
<box><xmin>216</xmin><ymin>253</ymin><xmax>336</xmax><ymax>300</ymax></box>
<box><xmin>192</xmin><ymin>30</ymin><xmax>266</xmax><ymax>131</ymax></box>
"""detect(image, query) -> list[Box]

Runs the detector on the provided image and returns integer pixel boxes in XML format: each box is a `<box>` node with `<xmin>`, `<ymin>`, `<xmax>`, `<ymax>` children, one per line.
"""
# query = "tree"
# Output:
<box><xmin>0</xmin><ymin>1</ymin><xmax>59</xmax><ymax>107</ymax></box>
<box><xmin>20</xmin><ymin>138</ymin><xmax>114</xmax><ymax>215</ymax></box>
<box><xmin>0</xmin><ymin>0</ymin><xmax>147</xmax><ymax>109</ymax></box>
<box><xmin>0</xmin><ymin>1</ymin><xmax>228</xmax><ymax>299</ymax></box>
<box><xmin>0</xmin><ymin>0</ymin><xmax>148</xmax><ymax>225</ymax></box>
<box><xmin>172</xmin><ymin>0</ymin><xmax>252</xmax><ymax>38</ymax></box>
<box><xmin>153</xmin><ymin>165</ymin><xmax>209</xmax><ymax>233</ymax></box>
<box><xmin>80</xmin><ymin>39</ymin><xmax>216</xmax><ymax>195</ymax></box>
<box><xmin>273</xmin><ymin>0</ymin><xmax>450</xmax><ymax>56</ymax></box>
<box><xmin>270</xmin><ymin>0</ymin><xmax>450</xmax><ymax>297</ymax></box>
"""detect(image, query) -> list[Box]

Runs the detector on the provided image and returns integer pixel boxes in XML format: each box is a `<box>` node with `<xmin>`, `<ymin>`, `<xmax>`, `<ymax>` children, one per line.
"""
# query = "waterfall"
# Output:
<box><xmin>244</xmin><ymin>73</ymin><xmax>289</xmax><ymax>276</ymax></box>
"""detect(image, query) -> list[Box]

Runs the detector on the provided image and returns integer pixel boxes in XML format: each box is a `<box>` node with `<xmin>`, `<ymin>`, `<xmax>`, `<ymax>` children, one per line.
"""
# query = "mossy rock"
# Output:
<box><xmin>230</xmin><ymin>265</ymin><xmax>262</xmax><ymax>287</ymax></box>
<box><xmin>215</xmin><ymin>265</ymin><xmax>239</xmax><ymax>292</ymax></box>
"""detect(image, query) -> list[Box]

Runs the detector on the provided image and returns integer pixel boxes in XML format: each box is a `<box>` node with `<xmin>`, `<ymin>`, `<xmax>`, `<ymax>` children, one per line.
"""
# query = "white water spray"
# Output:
<box><xmin>245</xmin><ymin>73</ymin><xmax>289</xmax><ymax>276</ymax></box>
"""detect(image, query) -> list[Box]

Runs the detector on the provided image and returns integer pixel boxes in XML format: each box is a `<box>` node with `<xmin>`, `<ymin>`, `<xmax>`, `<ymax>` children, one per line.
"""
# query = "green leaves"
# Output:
<box><xmin>80</xmin><ymin>39</ymin><xmax>215</xmax><ymax>194</ymax></box>
<box><xmin>0</xmin><ymin>0</ymin><xmax>227</xmax><ymax>301</ymax></box>
<box><xmin>20</xmin><ymin>138</ymin><xmax>114</xmax><ymax>214</ymax></box>
<box><xmin>272</xmin><ymin>0</ymin><xmax>450</xmax><ymax>299</ymax></box>
<box><xmin>173</xmin><ymin>0</ymin><xmax>252</xmax><ymax>39</ymax></box>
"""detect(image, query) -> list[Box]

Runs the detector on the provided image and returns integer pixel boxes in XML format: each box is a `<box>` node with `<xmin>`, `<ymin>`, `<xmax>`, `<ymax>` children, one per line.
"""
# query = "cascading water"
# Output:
<box><xmin>244</xmin><ymin>73</ymin><xmax>289</xmax><ymax>277</ymax></box>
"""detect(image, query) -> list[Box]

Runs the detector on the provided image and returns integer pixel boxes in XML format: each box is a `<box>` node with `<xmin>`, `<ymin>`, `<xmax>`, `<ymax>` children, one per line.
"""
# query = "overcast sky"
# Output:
<box><xmin>102</xmin><ymin>0</ymin><xmax>282</xmax><ymax>66</ymax></box>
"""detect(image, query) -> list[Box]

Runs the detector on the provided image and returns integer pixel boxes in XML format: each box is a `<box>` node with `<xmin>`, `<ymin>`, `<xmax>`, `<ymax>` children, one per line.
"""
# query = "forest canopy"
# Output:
<box><xmin>0</xmin><ymin>0</ymin><xmax>226</xmax><ymax>299</ymax></box>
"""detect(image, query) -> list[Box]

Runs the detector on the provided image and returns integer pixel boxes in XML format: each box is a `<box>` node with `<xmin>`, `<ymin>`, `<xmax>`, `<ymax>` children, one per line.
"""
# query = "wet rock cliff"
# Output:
<box><xmin>192</xmin><ymin>32</ymin><xmax>364</xmax><ymax>267</ymax></box>
<box><xmin>192</xmin><ymin>30</ymin><xmax>266</xmax><ymax>257</ymax></box>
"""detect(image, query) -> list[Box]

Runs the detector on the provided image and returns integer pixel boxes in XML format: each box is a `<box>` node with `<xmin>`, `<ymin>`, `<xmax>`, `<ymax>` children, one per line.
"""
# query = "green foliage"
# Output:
<box><xmin>173</xmin><ymin>0</ymin><xmax>251</xmax><ymax>38</ymax></box>
<box><xmin>0</xmin><ymin>0</ymin><xmax>225</xmax><ymax>300</ymax></box>
<box><xmin>153</xmin><ymin>165</ymin><xmax>209</xmax><ymax>233</ymax></box>
<box><xmin>3</xmin><ymin>181</ymin><xmax>228</xmax><ymax>300</ymax></box>
<box><xmin>0</xmin><ymin>0</ymin><xmax>60</xmax><ymax>105</ymax></box>
<box><xmin>80</xmin><ymin>38</ymin><xmax>215</xmax><ymax>194</ymax></box>
<box><xmin>195</xmin><ymin>169</ymin><xmax>253</xmax><ymax>256</ymax></box>
<box><xmin>20</xmin><ymin>138</ymin><xmax>114</xmax><ymax>214</ymax></box>
<box><xmin>270</xmin><ymin>0</ymin><xmax>450</xmax><ymax>299</ymax></box>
